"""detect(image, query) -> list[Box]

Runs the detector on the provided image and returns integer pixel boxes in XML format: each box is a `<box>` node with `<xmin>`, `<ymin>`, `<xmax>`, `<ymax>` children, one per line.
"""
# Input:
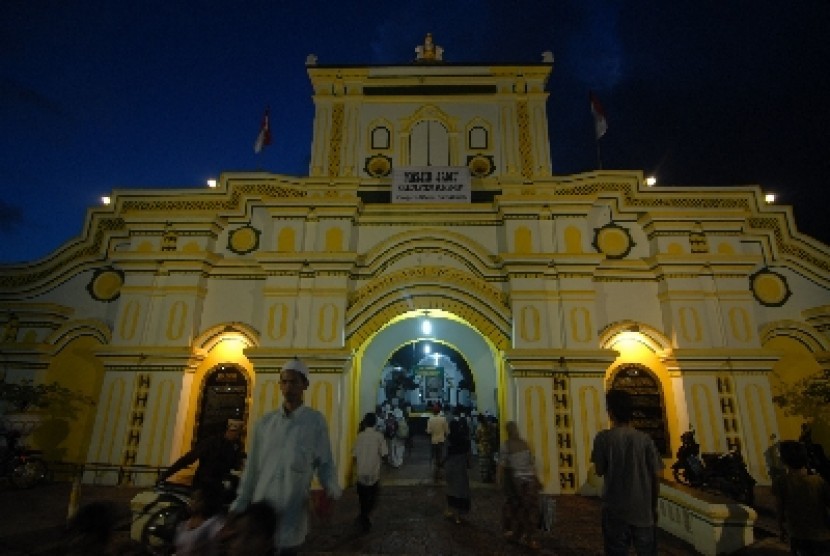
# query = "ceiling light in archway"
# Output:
<box><xmin>421</xmin><ymin>318</ymin><xmax>432</xmax><ymax>336</ymax></box>
<box><xmin>423</xmin><ymin>343</ymin><xmax>431</xmax><ymax>355</ymax></box>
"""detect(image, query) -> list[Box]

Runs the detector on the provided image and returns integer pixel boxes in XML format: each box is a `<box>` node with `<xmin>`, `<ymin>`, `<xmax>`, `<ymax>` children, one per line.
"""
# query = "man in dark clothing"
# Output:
<box><xmin>159</xmin><ymin>419</ymin><xmax>244</xmax><ymax>495</ymax></box>
<box><xmin>591</xmin><ymin>389</ymin><xmax>663</xmax><ymax>556</ymax></box>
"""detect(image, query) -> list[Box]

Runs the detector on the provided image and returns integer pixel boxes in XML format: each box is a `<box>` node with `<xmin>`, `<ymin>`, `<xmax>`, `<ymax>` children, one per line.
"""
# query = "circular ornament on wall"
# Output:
<box><xmin>364</xmin><ymin>155</ymin><xmax>392</xmax><ymax>178</ymax></box>
<box><xmin>228</xmin><ymin>225</ymin><xmax>261</xmax><ymax>255</ymax></box>
<box><xmin>87</xmin><ymin>266</ymin><xmax>125</xmax><ymax>302</ymax></box>
<box><xmin>467</xmin><ymin>154</ymin><xmax>494</xmax><ymax>177</ymax></box>
<box><xmin>749</xmin><ymin>268</ymin><xmax>791</xmax><ymax>306</ymax></box>
<box><xmin>592</xmin><ymin>222</ymin><xmax>634</xmax><ymax>259</ymax></box>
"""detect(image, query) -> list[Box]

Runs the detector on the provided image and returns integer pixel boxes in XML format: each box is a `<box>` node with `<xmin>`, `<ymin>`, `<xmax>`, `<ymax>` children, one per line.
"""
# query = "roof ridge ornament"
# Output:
<box><xmin>415</xmin><ymin>32</ymin><xmax>443</xmax><ymax>63</ymax></box>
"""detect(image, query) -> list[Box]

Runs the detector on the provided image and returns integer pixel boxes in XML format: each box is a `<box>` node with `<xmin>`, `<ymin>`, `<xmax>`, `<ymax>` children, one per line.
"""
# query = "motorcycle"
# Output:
<box><xmin>672</xmin><ymin>430</ymin><xmax>756</xmax><ymax>506</ymax></box>
<box><xmin>133</xmin><ymin>481</ymin><xmax>193</xmax><ymax>556</ymax></box>
<box><xmin>133</xmin><ymin>476</ymin><xmax>239</xmax><ymax>555</ymax></box>
<box><xmin>0</xmin><ymin>430</ymin><xmax>49</xmax><ymax>489</ymax></box>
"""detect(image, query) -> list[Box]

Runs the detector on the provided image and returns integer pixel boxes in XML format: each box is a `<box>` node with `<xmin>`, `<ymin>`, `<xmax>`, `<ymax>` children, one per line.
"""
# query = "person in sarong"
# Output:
<box><xmin>497</xmin><ymin>421</ymin><xmax>541</xmax><ymax>551</ymax></box>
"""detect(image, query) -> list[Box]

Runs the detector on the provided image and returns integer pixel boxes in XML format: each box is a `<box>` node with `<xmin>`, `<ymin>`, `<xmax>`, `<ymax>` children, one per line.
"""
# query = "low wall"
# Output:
<box><xmin>658</xmin><ymin>480</ymin><xmax>756</xmax><ymax>556</ymax></box>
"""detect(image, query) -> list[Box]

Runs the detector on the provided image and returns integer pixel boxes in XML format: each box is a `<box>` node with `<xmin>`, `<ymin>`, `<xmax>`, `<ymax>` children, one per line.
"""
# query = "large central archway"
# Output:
<box><xmin>354</xmin><ymin>310</ymin><xmax>501</xmax><ymax>424</ymax></box>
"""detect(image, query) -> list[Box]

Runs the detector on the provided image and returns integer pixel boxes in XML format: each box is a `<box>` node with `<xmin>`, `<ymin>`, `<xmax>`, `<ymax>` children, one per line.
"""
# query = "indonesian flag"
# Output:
<box><xmin>589</xmin><ymin>92</ymin><xmax>608</xmax><ymax>140</ymax></box>
<box><xmin>254</xmin><ymin>108</ymin><xmax>272</xmax><ymax>154</ymax></box>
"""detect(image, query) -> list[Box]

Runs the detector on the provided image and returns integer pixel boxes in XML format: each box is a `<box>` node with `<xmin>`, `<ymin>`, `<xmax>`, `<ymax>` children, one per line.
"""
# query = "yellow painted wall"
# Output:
<box><xmin>34</xmin><ymin>336</ymin><xmax>105</xmax><ymax>462</ymax></box>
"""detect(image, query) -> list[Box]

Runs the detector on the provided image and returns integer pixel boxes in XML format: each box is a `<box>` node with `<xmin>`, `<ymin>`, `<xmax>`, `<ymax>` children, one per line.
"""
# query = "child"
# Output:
<box><xmin>772</xmin><ymin>440</ymin><xmax>830</xmax><ymax>555</ymax></box>
<box><xmin>174</xmin><ymin>484</ymin><xmax>225</xmax><ymax>556</ymax></box>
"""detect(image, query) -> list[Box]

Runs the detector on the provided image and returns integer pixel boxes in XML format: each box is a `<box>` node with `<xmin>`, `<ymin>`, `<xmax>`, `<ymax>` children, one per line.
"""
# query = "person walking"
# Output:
<box><xmin>443</xmin><ymin>416</ymin><xmax>472</xmax><ymax>524</ymax></box>
<box><xmin>591</xmin><ymin>388</ymin><xmax>663</xmax><ymax>556</ymax></box>
<box><xmin>497</xmin><ymin>421</ymin><xmax>542</xmax><ymax>550</ymax></box>
<box><xmin>475</xmin><ymin>414</ymin><xmax>495</xmax><ymax>482</ymax></box>
<box><xmin>385</xmin><ymin>410</ymin><xmax>404</xmax><ymax>468</ymax></box>
<box><xmin>426</xmin><ymin>404</ymin><xmax>449</xmax><ymax>479</ymax></box>
<box><xmin>159</xmin><ymin>418</ymin><xmax>244</xmax><ymax>498</ymax></box>
<box><xmin>772</xmin><ymin>440</ymin><xmax>830</xmax><ymax>555</ymax></box>
<box><xmin>229</xmin><ymin>358</ymin><xmax>342</xmax><ymax>556</ymax></box>
<box><xmin>353</xmin><ymin>412</ymin><xmax>388</xmax><ymax>532</ymax></box>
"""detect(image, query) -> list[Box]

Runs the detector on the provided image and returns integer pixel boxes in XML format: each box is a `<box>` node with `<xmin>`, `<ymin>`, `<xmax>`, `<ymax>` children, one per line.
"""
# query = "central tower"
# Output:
<box><xmin>306</xmin><ymin>34</ymin><xmax>554</xmax><ymax>188</ymax></box>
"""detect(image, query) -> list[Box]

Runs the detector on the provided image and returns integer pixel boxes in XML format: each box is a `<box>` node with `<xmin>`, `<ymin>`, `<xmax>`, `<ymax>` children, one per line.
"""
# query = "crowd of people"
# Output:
<box><xmin>60</xmin><ymin>361</ymin><xmax>830</xmax><ymax>556</ymax></box>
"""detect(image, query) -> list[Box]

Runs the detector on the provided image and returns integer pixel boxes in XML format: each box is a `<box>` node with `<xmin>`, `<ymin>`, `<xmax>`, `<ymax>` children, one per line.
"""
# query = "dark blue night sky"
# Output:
<box><xmin>2</xmin><ymin>1</ymin><xmax>829</xmax><ymax>263</ymax></box>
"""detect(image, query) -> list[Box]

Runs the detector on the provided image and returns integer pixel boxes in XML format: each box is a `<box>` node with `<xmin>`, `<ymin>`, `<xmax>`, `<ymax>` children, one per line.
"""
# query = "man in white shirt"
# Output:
<box><xmin>426</xmin><ymin>405</ymin><xmax>449</xmax><ymax>478</ymax></box>
<box><xmin>353</xmin><ymin>412</ymin><xmax>388</xmax><ymax>532</ymax></box>
<box><xmin>230</xmin><ymin>358</ymin><xmax>341</xmax><ymax>556</ymax></box>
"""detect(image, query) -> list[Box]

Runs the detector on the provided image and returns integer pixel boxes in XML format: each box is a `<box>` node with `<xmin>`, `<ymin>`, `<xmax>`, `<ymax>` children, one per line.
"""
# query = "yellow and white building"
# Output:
<box><xmin>2</xmin><ymin>37</ymin><xmax>829</xmax><ymax>492</ymax></box>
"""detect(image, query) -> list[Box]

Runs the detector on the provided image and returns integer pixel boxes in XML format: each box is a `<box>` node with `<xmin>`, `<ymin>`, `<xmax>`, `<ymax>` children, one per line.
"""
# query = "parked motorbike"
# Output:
<box><xmin>0</xmin><ymin>430</ymin><xmax>49</xmax><ymax>488</ymax></box>
<box><xmin>134</xmin><ymin>481</ymin><xmax>192</xmax><ymax>556</ymax></box>
<box><xmin>672</xmin><ymin>430</ymin><xmax>756</xmax><ymax>505</ymax></box>
<box><xmin>133</xmin><ymin>476</ymin><xmax>239</xmax><ymax>555</ymax></box>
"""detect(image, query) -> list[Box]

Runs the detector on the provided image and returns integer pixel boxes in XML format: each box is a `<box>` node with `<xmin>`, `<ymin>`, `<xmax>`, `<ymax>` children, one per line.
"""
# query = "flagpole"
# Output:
<box><xmin>589</xmin><ymin>91</ymin><xmax>607</xmax><ymax>170</ymax></box>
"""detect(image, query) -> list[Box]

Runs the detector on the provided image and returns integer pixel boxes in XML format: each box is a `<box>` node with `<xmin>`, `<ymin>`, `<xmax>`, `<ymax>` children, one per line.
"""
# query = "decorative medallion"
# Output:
<box><xmin>592</xmin><ymin>222</ymin><xmax>634</xmax><ymax>259</ymax></box>
<box><xmin>364</xmin><ymin>154</ymin><xmax>392</xmax><ymax>178</ymax></box>
<box><xmin>467</xmin><ymin>154</ymin><xmax>495</xmax><ymax>178</ymax></box>
<box><xmin>87</xmin><ymin>266</ymin><xmax>125</xmax><ymax>302</ymax></box>
<box><xmin>750</xmin><ymin>268</ymin><xmax>791</xmax><ymax>306</ymax></box>
<box><xmin>228</xmin><ymin>225</ymin><xmax>261</xmax><ymax>255</ymax></box>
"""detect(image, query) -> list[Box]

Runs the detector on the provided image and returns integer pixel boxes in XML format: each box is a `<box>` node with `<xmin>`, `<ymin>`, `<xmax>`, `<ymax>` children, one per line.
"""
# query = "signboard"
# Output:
<box><xmin>392</xmin><ymin>167</ymin><xmax>471</xmax><ymax>203</ymax></box>
<box><xmin>416</xmin><ymin>365</ymin><xmax>445</xmax><ymax>400</ymax></box>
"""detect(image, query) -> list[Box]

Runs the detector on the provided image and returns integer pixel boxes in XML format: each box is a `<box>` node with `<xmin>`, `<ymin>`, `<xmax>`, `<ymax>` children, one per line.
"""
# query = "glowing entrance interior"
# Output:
<box><xmin>356</xmin><ymin>310</ymin><xmax>500</xmax><ymax>421</ymax></box>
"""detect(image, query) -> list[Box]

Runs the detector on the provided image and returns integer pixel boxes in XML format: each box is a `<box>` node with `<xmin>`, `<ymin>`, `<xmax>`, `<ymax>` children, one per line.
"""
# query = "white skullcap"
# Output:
<box><xmin>281</xmin><ymin>357</ymin><xmax>309</xmax><ymax>381</ymax></box>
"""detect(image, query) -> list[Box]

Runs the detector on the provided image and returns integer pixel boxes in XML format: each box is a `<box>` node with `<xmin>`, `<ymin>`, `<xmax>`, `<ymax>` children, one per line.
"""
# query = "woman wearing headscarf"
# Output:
<box><xmin>497</xmin><ymin>421</ymin><xmax>541</xmax><ymax>550</ymax></box>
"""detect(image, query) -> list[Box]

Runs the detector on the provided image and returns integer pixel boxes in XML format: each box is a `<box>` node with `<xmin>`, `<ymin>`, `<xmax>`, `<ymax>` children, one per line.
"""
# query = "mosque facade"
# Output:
<box><xmin>2</xmin><ymin>37</ymin><xmax>829</xmax><ymax>493</ymax></box>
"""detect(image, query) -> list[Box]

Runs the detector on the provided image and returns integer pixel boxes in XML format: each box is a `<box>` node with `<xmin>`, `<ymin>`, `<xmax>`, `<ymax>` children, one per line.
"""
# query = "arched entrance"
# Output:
<box><xmin>195</xmin><ymin>365</ymin><xmax>247</xmax><ymax>446</ymax></box>
<box><xmin>354</xmin><ymin>310</ymin><xmax>502</xmax><ymax>428</ymax></box>
<box><xmin>610</xmin><ymin>364</ymin><xmax>670</xmax><ymax>456</ymax></box>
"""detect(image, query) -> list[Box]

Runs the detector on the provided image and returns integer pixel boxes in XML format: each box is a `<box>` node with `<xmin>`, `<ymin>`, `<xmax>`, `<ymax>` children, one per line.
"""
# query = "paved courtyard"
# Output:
<box><xmin>0</xmin><ymin>434</ymin><xmax>790</xmax><ymax>555</ymax></box>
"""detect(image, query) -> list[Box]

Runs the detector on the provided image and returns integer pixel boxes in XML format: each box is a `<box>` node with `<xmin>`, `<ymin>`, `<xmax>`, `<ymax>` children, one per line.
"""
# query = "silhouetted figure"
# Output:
<box><xmin>225</xmin><ymin>501</ymin><xmax>279</xmax><ymax>556</ymax></box>
<box><xmin>497</xmin><ymin>421</ymin><xmax>542</xmax><ymax>550</ymax></box>
<box><xmin>443</xmin><ymin>417</ymin><xmax>472</xmax><ymax>524</ymax></box>
<box><xmin>159</xmin><ymin>419</ymin><xmax>244</xmax><ymax>498</ymax></box>
<box><xmin>63</xmin><ymin>501</ymin><xmax>118</xmax><ymax>555</ymax></box>
<box><xmin>591</xmin><ymin>389</ymin><xmax>663</xmax><ymax>556</ymax></box>
<box><xmin>772</xmin><ymin>440</ymin><xmax>830</xmax><ymax>555</ymax></box>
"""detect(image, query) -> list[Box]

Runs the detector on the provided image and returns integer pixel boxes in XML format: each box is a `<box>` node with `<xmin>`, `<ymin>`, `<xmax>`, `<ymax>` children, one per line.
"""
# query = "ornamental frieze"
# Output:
<box><xmin>348</xmin><ymin>265</ymin><xmax>507</xmax><ymax>308</ymax></box>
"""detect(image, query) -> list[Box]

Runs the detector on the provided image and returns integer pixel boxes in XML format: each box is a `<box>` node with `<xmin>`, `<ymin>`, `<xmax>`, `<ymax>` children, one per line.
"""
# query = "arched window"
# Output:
<box><xmin>611</xmin><ymin>365</ymin><xmax>670</xmax><ymax>456</ymax></box>
<box><xmin>410</xmin><ymin>120</ymin><xmax>449</xmax><ymax>166</ymax></box>
<box><xmin>196</xmin><ymin>366</ymin><xmax>247</xmax><ymax>446</ymax></box>
<box><xmin>371</xmin><ymin>126</ymin><xmax>390</xmax><ymax>150</ymax></box>
<box><xmin>468</xmin><ymin>126</ymin><xmax>488</xmax><ymax>149</ymax></box>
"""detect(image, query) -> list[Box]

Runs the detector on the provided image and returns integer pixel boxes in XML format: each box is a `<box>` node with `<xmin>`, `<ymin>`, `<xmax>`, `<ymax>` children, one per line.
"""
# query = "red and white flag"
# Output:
<box><xmin>589</xmin><ymin>92</ymin><xmax>608</xmax><ymax>140</ymax></box>
<box><xmin>254</xmin><ymin>108</ymin><xmax>272</xmax><ymax>154</ymax></box>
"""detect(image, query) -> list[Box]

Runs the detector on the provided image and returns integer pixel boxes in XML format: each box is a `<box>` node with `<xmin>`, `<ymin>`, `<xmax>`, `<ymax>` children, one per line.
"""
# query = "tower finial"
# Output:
<box><xmin>415</xmin><ymin>32</ymin><xmax>443</xmax><ymax>63</ymax></box>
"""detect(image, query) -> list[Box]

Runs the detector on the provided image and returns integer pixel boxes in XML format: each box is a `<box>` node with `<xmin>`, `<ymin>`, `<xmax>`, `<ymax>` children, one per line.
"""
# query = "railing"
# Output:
<box><xmin>44</xmin><ymin>460</ymin><xmax>170</xmax><ymax>486</ymax></box>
